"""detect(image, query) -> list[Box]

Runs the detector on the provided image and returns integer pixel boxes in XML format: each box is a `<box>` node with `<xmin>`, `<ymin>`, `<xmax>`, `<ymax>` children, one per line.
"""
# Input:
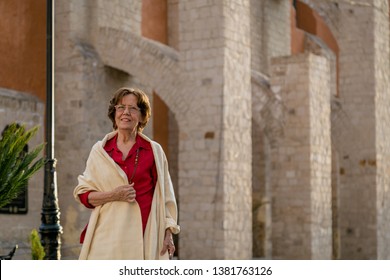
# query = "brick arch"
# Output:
<box><xmin>94</xmin><ymin>27</ymin><xmax>189</xmax><ymax>121</ymax></box>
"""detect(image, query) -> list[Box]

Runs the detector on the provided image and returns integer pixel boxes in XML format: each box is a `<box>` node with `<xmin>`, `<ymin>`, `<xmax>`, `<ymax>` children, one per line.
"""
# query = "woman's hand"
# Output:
<box><xmin>112</xmin><ymin>183</ymin><xmax>136</xmax><ymax>203</ymax></box>
<box><xmin>87</xmin><ymin>183</ymin><xmax>136</xmax><ymax>206</ymax></box>
<box><xmin>160</xmin><ymin>229</ymin><xmax>175</xmax><ymax>259</ymax></box>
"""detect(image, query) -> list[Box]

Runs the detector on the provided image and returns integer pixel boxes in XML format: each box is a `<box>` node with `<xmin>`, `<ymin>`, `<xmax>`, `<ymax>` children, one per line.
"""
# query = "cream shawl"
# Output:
<box><xmin>73</xmin><ymin>131</ymin><xmax>180</xmax><ymax>260</ymax></box>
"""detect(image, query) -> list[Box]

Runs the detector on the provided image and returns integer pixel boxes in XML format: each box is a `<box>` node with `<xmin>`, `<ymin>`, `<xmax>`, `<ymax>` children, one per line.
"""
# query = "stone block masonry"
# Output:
<box><xmin>270</xmin><ymin>53</ymin><xmax>332</xmax><ymax>259</ymax></box>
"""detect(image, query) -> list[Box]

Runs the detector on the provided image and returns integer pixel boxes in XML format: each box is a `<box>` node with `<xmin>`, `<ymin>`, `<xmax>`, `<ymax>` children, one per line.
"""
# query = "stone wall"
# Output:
<box><xmin>0</xmin><ymin>88</ymin><xmax>44</xmax><ymax>259</ymax></box>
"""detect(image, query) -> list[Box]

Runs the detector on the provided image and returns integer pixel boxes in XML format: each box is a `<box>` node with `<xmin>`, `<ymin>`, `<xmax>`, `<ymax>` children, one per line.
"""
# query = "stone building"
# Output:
<box><xmin>1</xmin><ymin>0</ymin><xmax>390</xmax><ymax>260</ymax></box>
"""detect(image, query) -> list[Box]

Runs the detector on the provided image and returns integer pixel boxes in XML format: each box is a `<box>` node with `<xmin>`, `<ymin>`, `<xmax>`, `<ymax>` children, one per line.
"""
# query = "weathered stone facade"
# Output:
<box><xmin>1</xmin><ymin>0</ymin><xmax>390</xmax><ymax>260</ymax></box>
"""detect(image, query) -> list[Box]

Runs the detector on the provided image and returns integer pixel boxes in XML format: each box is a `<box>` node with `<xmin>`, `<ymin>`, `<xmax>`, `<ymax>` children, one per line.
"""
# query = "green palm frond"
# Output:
<box><xmin>0</xmin><ymin>123</ymin><xmax>46</xmax><ymax>208</ymax></box>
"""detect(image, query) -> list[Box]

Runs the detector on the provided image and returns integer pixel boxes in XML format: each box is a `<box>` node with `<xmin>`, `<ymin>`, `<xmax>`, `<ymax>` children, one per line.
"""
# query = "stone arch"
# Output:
<box><xmin>94</xmin><ymin>27</ymin><xmax>189</xmax><ymax>122</ymax></box>
<box><xmin>252</xmin><ymin>72</ymin><xmax>284</xmax><ymax>148</ymax></box>
<box><xmin>251</xmin><ymin>71</ymin><xmax>284</xmax><ymax>258</ymax></box>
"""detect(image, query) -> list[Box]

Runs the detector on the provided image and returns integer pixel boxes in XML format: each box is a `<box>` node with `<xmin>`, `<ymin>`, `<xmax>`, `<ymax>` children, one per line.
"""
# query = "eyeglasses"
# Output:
<box><xmin>115</xmin><ymin>105</ymin><xmax>140</xmax><ymax>114</ymax></box>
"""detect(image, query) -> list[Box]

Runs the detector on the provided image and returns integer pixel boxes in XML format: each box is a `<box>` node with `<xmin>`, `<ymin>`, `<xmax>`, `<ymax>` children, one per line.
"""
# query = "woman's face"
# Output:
<box><xmin>115</xmin><ymin>94</ymin><xmax>142</xmax><ymax>132</ymax></box>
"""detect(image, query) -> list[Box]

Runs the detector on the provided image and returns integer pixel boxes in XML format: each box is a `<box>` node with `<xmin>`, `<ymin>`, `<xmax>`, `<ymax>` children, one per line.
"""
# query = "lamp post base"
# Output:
<box><xmin>40</xmin><ymin>158</ymin><xmax>63</xmax><ymax>260</ymax></box>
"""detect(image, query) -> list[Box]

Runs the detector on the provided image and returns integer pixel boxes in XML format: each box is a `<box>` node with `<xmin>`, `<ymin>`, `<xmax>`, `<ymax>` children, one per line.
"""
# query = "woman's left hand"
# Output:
<box><xmin>160</xmin><ymin>229</ymin><xmax>175</xmax><ymax>259</ymax></box>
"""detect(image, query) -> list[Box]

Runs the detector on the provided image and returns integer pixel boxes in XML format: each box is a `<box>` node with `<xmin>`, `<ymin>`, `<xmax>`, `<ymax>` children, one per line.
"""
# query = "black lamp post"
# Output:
<box><xmin>39</xmin><ymin>0</ymin><xmax>62</xmax><ymax>260</ymax></box>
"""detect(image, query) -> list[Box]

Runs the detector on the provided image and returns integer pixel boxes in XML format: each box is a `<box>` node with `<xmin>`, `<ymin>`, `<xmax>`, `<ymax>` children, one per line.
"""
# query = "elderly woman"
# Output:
<box><xmin>74</xmin><ymin>87</ymin><xmax>180</xmax><ymax>260</ymax></box>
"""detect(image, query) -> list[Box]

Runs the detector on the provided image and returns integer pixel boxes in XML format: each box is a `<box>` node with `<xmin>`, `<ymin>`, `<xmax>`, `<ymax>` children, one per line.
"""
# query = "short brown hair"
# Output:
<box><xmin>107</xmin><ymin>87</ymin><xmax>151</xmax><ymax>131</ymax></box>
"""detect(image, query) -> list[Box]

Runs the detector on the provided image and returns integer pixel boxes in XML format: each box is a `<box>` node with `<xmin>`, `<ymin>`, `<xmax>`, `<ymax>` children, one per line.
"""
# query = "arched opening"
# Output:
<box><xmin>152</xmin><ymin>92</ymin><xmax>180</xmax><ymax>258</ymax></box>
<box><xmin>291</xmin><ymin>0</ymin><xmax>339</xmax><ymax>97</ymax></box>
<box><xmin>141</xmin><ymin>0</ymin><xmax>180</xmax><ymax>258</ymax></box>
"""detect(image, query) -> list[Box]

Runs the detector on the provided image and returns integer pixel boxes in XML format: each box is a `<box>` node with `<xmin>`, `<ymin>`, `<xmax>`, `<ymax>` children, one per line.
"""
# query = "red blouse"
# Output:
<box><xmin>78</xmin><ymin>134</ymin><xmax>157</xmax><ymax>243</ymax></box>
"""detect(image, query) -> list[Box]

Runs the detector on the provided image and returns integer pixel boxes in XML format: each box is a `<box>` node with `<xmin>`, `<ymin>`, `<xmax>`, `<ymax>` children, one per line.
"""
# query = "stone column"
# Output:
<box><xmin>178</xmin><ymin>0</ymin><xmax>252</xmax><ymax>259</ymax></box>
<box><xmin>270</xmin><ymin>53</ymin><xmax>332</xmax><ymax>259</ymax></box>
<box><xmin>373</xmin><ymin>0</ymin><xmax>390</xmax><ymax>259</ymax></box>
<box><xmin>332</xmin><ymin>0</ymin><xmax>390</xmax><ymax>259</ymax></box>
